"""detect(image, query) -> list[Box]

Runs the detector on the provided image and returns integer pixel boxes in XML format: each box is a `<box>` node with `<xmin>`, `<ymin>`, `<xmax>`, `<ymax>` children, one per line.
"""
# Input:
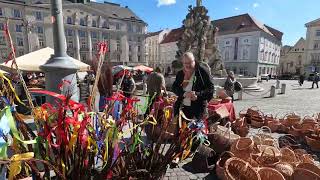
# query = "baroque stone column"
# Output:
<box><xmin>87</xmin><ymin>30</ymin><xmax>93</xmax><ymax>61</ymax></box>
<box><xmin>75</xmin><ymin>29</ymin><xmax>80</xmax><ymax>60</ymax></box>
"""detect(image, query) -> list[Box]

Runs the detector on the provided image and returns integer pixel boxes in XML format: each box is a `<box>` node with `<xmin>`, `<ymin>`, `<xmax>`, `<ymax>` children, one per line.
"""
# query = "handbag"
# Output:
<box><xmin>234</xmin><ymin>81</ymin><xmax>243</xmax><ymax>92</ymax></box>
<box><xmin>191</xmin><ymin>144</ymin><xmax>217</xmax><ymax>173</ymax></box>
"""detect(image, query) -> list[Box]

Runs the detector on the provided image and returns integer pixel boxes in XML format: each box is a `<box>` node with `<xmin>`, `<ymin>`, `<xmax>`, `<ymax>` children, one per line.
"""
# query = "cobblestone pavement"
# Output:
<box><xmin>164</xmin><ymin>79</ymin><xmax>320</xmax><ymax>179</ymax></box>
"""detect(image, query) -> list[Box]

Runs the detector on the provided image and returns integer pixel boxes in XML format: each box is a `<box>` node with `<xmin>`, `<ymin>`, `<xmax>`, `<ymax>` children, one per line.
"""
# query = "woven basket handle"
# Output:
<box><xmin>235</xmin><ymin>138</ymin><xmax>252</xmax><ymax>151</ymax></box>
<box><xmin>258</xmin><ymin>126</ymin><xmax>272</xmax><ymax>135</ymax></box>
<box><xmin>260</xmin><ymin>147</ymin><xmax>276</xmax><ymax>158</ymax></box>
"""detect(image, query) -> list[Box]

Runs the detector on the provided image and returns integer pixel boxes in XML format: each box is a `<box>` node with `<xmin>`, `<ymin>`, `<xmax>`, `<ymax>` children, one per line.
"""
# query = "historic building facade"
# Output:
<box><xmin>145</xmin><ymin>29</ymin><xmax>170</xmax><ymax>69</ymax></box>
<box><xmin>213</xmin><ymin>14</ymin><xmax>283</xmax><ymax>77</ymax></box>
<box><xmin>159</xmin><ymin>27</ymin><xmax>183</xmax><ymax>74</ymax></box>
<box><xmin>0</xmin><ymin>0</ymin><xmax>147</xmax><ymax>66</ymax></box>
<box><xmin>305</xmin><ymin>18</ymin><xmax>320</xmax><ymax>74</ymax></box>
<box><xmin>279</xmin><ymin>38</ymin><xmax>305</xmax><ymax>75</ymax></box>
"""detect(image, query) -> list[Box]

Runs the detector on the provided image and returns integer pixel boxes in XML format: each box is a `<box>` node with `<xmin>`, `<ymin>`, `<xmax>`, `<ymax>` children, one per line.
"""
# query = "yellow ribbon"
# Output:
<box><xmin>8</xmin><ymin>152</ymin><xmax>34</xmax><ymax>180</ymax></box>
<box><xmin>0</xmin><ymin>72</ymin><xmax>25</xmax><ymax>105</ymax></box>
<box><xmin>68</xmin><ymin>124</ymin><xmax>80</xmax><ymax>152</ymax></box>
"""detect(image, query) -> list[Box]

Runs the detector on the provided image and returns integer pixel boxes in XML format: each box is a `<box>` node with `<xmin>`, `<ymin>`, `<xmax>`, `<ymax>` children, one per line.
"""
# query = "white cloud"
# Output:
<box><xmin>234</xmin><ymin>7</ymin><xmax>240</xmax><ymax>10</ymax></box>
<box><xmin>253</xmin><ymin>3</ymin><xmax>260</xmax><ymax>8</ymax></box>
<box><xmin>91</xmin><ymin>0</ymin><xmax>97</xmax><ymax>2</ymax></box>
<box><xmin>157</xmin><ymin>0</ymin><xmax>176</xmax><ymax>7</ymax></box>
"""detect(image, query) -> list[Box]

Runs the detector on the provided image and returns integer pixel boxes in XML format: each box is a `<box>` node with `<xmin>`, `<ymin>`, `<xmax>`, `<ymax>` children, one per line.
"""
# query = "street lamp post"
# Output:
<box><xmin>40</xmin><ymin>0</ymin><xmax>79</xmax><ymax>103</ymax></box>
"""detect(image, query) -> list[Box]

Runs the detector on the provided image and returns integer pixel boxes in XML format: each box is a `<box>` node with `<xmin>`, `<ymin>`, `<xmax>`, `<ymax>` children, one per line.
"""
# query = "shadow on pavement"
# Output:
<box><xmin>292</xmin><ymin>87</ymin><xmax>316</xmax><ymax>90</ymax></box>
<box><xmin>181</xmin><ymin>161</ymin><xmax>219</xmax><ymax>179</ymax></box>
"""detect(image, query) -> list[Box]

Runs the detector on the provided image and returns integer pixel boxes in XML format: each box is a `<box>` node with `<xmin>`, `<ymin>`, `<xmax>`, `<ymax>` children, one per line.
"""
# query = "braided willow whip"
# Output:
<box><xmin>89</xmin><ymin>42</ymin><xmax>107</xmax><ymax>111</ymax></box>
<box><xmin>5</xmin><ymin>18</ymin><xmax>35</xmax><ymax>111</ymax></box>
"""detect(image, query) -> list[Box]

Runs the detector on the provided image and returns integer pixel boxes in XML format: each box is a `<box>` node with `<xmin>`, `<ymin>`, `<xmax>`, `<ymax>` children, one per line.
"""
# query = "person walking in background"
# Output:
<box><xmin>224</xmin><ymin>71</ymin><xmax>236</xmax><ymax>102</ymax></box>
<box><xmin>172</xmin><ymin>52</ymin><xmax>214</xmax><ymax>119</ymax></box>
<box><xmin>299</xmin><ymin>72</ymin><xmax>306</xmax><ymax>86</ymax></box>
<box><xmin>145</xmin><ymin>67</ymin><xmax>167</xmax><ymax>118</ymax></box>
<box><xmin>96</xmin><ymin>64</ymin><xmax>113</xmax><ymax>111</ymax></box>
<box><xmin>312</xmin><ymin>72</ymin><xmax>320</xmax><ymax>89</ymax></box>
<box><xmin>121</xmin><ymin>71</ymin><xmax>136</xmax><ymax>98</ymax></box>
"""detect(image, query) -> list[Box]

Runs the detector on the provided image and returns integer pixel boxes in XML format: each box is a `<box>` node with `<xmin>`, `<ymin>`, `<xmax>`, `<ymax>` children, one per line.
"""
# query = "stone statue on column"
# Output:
<box><xmin>196</xmin><ymin>0</ymin><xmax>202</xmax><ymax>7</ymax></box>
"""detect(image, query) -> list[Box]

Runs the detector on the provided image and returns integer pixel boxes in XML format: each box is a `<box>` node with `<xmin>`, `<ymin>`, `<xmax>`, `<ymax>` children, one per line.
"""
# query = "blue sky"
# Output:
<box><xmin>95</xmin><ymin>0</ymin><xmax>320</xmax><ymax>46</ymax></box>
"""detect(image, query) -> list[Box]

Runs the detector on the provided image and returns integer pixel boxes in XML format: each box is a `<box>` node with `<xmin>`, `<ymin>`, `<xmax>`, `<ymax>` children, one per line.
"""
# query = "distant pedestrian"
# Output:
<box><xmin>224</xmin><ymin>71</ymin><xmax>236</xmax><ymax>102</ymax></box>
<box><xmin>145</xmin><ymin>67</ymin><xmax>167</xmax><ymax>118</ymax></box>
<box><xmin>312</xmin><ymin>72</ymin><xmax>320</xmax><ymax>89</ymax></box>
<box><xmin>299</xmin><ymin>73</ymin><xmax>306</xmax><ymax>86</ymax></box>
<box><xmin>121</xmin><ymin>71</ymin><xmax>136</xmax><ymax>98</ymax></box>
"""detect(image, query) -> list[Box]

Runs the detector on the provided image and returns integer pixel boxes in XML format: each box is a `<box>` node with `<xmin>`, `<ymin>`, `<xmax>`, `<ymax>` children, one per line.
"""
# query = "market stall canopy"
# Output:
<box><xmin>0</xmin><ymin>47</ymin><xmax>90</xmax><ymax>72</ymax></box>
<box><xmin>133</xmin><ymin>65</ymin><xmax>153</xmax><ymax>73</ymax></box>
<box><xmin>112</xmin><ymin>65</ymin><xmax>133</xmax><ymax>75</ymax></box>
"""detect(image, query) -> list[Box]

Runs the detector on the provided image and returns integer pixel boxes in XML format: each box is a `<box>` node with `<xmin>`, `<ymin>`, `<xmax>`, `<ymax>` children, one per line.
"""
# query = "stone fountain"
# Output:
<box><xmin>174</xmin><ymin>0</ymin><xmax>259</xmax><ymax>89</ymax></box>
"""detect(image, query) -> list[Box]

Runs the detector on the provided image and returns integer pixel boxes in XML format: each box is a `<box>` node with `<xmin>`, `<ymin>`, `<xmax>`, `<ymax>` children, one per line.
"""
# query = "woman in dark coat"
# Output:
<box><xmin>172</xmin><ymin>52</ymin><xmax>215</xmax><ymax>119</ymax></box>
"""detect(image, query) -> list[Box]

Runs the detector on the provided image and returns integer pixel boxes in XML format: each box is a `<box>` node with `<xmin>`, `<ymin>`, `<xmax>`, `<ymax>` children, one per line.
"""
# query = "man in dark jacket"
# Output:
<box><xmin>172</xmin><ymin>52</ymin><xmax>215</xmax><ymax>119</ymax></box>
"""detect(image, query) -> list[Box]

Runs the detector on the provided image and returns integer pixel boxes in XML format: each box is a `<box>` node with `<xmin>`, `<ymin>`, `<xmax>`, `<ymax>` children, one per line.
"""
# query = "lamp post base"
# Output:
<box><xmin>41</xmin><ymin>56</ymin><xmax>79</xmax><ymax>103</ymax></box>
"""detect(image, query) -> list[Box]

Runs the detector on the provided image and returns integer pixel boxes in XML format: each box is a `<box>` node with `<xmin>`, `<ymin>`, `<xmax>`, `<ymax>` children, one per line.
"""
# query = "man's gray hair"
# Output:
<box><xmin>183</xmin><ymin>51</ymin><xmax>195</xmax><ymax>61</ymax></box>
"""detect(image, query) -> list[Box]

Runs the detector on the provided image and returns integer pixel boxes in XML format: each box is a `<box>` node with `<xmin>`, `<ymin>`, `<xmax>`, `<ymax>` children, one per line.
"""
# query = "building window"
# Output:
<box><xmin>234</xmin><ymin>38</ymin><xmax>238</xmax><ymax>60</ymax></box>
<box><xmin>0</xmin><ymin>8</ymin><xmax>3</xmax><ymax>16</ymax></box>
<box><xmin>92</xmin><ymin>20</ymin><xmax>97</xmax><ymax>27</ymax></box>
<box><xmin>102</xmin><ymin>33</ymin><xmax>109</xmax><ymax>40</ymax></box>
<box><xmin>37</xmin><ymin>26</ymin><xmax>44</xmax><ymax>34</ymax></box>
<box><xmin>127</xmin><ymin>23</ymin><xmax>133</xmax><ymax>32</ymax></box>
<box><xmin>80</xmin><ymin>18</ymin><xmax>86</xmax><ymax>26</ymax></box>
<box><xmin>117</xmin><ymin>54</ymin><xmax>120</xmax><ymax>61</ymax></box>
<box><xmin>0</xmin><ymin>23</ymin><xmax>4</xmax><ymax>31</ymax></box>
<box><xmin>129</xmin><ymin>55</ymin><xmax>132</xmax><ymax>61</ymax></box>
<box><xmin>138</xmin><ymin>55</ymin><xmax>141</xmax><ymax>62</ymax></box>
<box><xmin>16</xmin><ymin>24</ymin><xmax>22</xmax><ymax>32</ymax></box>
<box><xmin>81</xmin><ymin>53</ymin><xmax>86</xmax><ymax>61</ymax></box>
<box><xmin>128</xmin><ymin>36</ymin><xmax>132</xmax><ymax>41</ymax></box>
<box><xmin>290</xmin><ymin>62</ymin><xmax>293</xmax><ymax>67</ymax></box>
<box><xmin>116</xmin><ymin>23</ymin><xmax>120</xmax><ymax>30</ymax></box>
<box><xmin>0</xmin><ymin>36</ymin><xmax>6</xmax><ymax>45</ymax></box>
<box><xmin>103</xmin><ymin>21</ymin><xmax>109</xmax><ymax>29</ymax></box>
<box><xmin>66</xmin><ymin>29</ymin><xmax>73</xmax><ymax>36</ymax></box>
<box><xmin>137</xmin><ymin>26</ymin><xmax>142</xmax><ymax>33</ymax></box>
<box><xmin>224</xmin><ymin>50</ymin><xmax>229</xmax><ymax>60</ymax></box>
<box><xmin>226</xmin><ymin>41</ymin><xmax>230</xmax><ymax>45</ymax></box>
<box><xmin>244</xmin><ymin>39</ymin><xmax>249</xmax><ymax>43</ymax></box>
<box><xmin>137</xmin><ymin>37</ymin><xmax>141</xmax><ymax>42</ymax></box>
<box><xmin>129</xmin><ymin>45</ymin><xmax>132</xmax><ymax>52</ymax></box>
<box><xmin>13</xmin><ymin>9</ymin><xmax>21</xmax><ymax>18</ymax></box>
<box><xmin>17</xmin><ymin>37</ymin><xmax>23</xmax><ymax>46</ymax></box>
<box><xmin>91</xmin><ymin>32</ymin><xmax>97</xmax><ymax>39</ymax></box>
<box><xmin>35</xmin><ymin>11</ymin><xmax>42</xmax><ymax>21</ymax></box>
<box><xmin>81</xmin><ymin>41</ymin><xmax>87</xmax><ymax>49</ymax></box>
<box><xmin>68</xmin><ymin>40</ymin><xmax>73</xmax><ymax>48</ymax></box>
<box><xmin>138</xmin><ymin>46</ymin><xmax>141</xmax><ymax>52</ymax></box>
<box><xmin>39</xmin><ymin>36</ymin><xmax>45</xmax><ymax>48</ymax></box>
<box><xmin>314</xmin><ymin>43</ymin><xmax>319</xmax><ymax>49</ymax></box>
<box><xmin>18</xmin><ymin>50</ymin><xmax>24</xmax><ymax>57</ymax></box>
<box><xmin>242</xmin><ymin>49</ymin><xmax>248</xmax><ymax>59</ymax></box>
<box><xmin>67</xmin><ymin>17</ymin><xmax>73</xmax><ymax>24</ymax></box>
<box><xmin>316</xmin><ymin>30</ymin><xmax>320</xmax><ymax>37</ymax></box>
<box><xmin>116</xmin><ymin>41</ymin><xmax>120</xmax><ymax>51</ymax></box>
<box><xmin>79</xmin><ymin>30</ymin><xmax>86</xmax><ymax>37</ymax></box>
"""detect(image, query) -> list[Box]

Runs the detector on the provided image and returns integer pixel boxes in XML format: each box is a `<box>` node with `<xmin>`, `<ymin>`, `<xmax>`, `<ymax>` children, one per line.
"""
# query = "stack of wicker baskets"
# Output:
<box><xmin>215</xmin><ymin>134</ymin><xmax>320</xmax><ymax>180</ymax></box>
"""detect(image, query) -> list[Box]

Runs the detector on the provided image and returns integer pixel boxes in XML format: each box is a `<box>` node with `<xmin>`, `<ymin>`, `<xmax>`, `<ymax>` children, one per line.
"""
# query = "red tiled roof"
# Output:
<box><xmin>160</xmin><ymin>27</ymin><xmax>184</xmax><ymax>44</ymax></box>
<box><xmin>212</xmin><ymin>13</ymin><xmax>283</xmax><ymax>41</ymax></box>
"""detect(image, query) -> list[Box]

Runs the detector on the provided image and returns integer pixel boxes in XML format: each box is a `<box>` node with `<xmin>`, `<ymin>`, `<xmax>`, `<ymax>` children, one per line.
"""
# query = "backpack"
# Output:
<box><xmin>234</xmin><ymin>81</ymin><xmax>243</xmax><ymax>92</ymax></box>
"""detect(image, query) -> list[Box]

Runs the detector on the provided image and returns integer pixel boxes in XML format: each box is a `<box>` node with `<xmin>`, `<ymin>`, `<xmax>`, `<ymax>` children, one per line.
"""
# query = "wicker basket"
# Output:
<box><xmin>257</xmin><ymin>145</ymin><xmax>281</xmax><ymax>157</ymax></box>
<box><xmin>216</xmin><ymin>151</ymin><xmax>234</xmax><ymax>180</ymax></box>
<box><xmin>253</xmin><ymin>126</ymin><xmax>275</xmax><ymax>146</ymax></box>
<box><xmin>233</xmin><ymin>118</ymin><xmax>250</xmax><ymax>137</ymax></box>
<box><xmin>292</xmin><ymin>168</ymin><xmax>320</xmax><ymax>180</ymax></box>
<box><xmin>224</xmin><ymin>157</ymin><xmax>261</xmax><ymax>180</ymax></box>
<box><xmin>280</xmin><ymin>147</ymin><xmax>299</xmax><ymax>166</ymax></box>
<box><xmin>278</xmin><ymin>135</ymin><xmax>300</xmax><ymax>149</ymax></box>
<box><xmin>256</xmin><ymin>147</ymin><xmax>281</xmax><ymax>167</ymax></box>
<box><xmin>305</xmin><ymin>135</ymin><xmax>320</xmax><ymax>152</ymax></box>
<box><xmin>297</xmin><ymin>163</ymin><xmax>320</xmax><ymax>176</ymax></box>
<box><xmin>257</xmin><ymin>167</ymin><xmax>285</xmax><ymax>180</ymax></box>
<box><xmin>265</xmin><ymin>119</ymin><xmax>281</xmax><ymax>133</ymax></box>
<box><xmin>274</xmin><ymin>162</ymin><xmax>294</xmax><ymax>180</ymax></box>
<box><xmin>251</xmin><ymin>115</ymin><xmax>265</xmax><ymax>128</ymax></box>
<box><xmin>283</xmin><ymin>113</ymin><xmax>301</xmax><ymax>127</ymax></box>
<box><xmin>230</xmin><ymin>138</ymin><xmax>256</xmax><ymax>160</ymax></box>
